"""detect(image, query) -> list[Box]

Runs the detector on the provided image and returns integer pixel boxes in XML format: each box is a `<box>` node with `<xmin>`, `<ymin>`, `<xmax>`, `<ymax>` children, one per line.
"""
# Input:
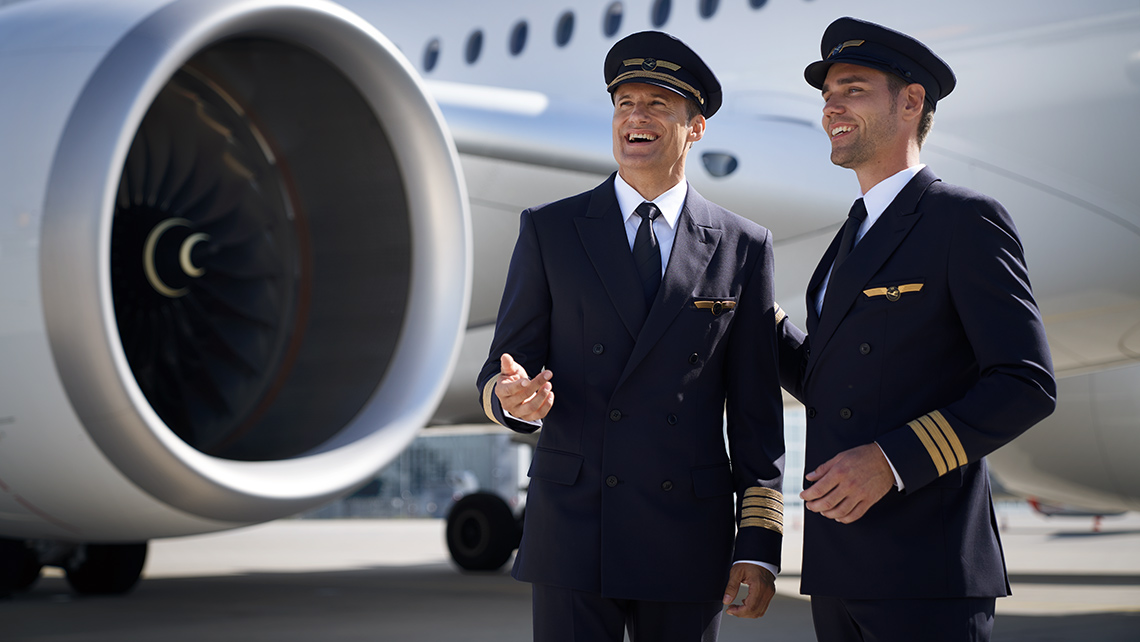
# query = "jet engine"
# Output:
<box><xmin>0</xmin><ymin>0</ymin><xmax>469</xmax><ymax>593</ymax></box>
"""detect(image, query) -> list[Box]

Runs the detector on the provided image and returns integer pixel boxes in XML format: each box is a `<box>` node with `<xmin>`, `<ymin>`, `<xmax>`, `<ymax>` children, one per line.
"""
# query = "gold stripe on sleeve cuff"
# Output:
<box><xmin>743</xmin><ymin>496</ymin><xmax>783</xmax><ymax>511</ymax></box>
<box><xmin>741</xmin><ymin>487</ymin><xmax>783</xmax><ymax>534</ymax></box>
<box><xmin>918</xmin><ymin>414</ymin><xmax>958</xmax><ymax>470</ymax></box>
<box><xmin>909</xmin><ymin>417</ymin><xmax>948</xmax><ymax>476</ymax></box>
<box><xmin>774</xmin><ymin>303</ymin><xmax>787</xmax><ymax>325</ymax></box>
<box><xmin>742</xmin><ymin>507</ymin><xmax>784</xmax><ymax>525</ymax></box>
<box><xmin>909</xmin><ymin>410</ymin><xmax>970</xmax><ymax>476</ymax></box>
<box><xmin>482</xmin><ymin>378</ymin><xmax>503</xmax><ymax>426</ymax></box>
<box><xmin>744</xmin><ymin>487</ymin><xmax>784</xmax><ymax>503</ymax></box>
<box><xmin>741</xmin><ymin>516</ymin><xmax>784</xmax><ymax>534</ymax></box>
<box><xmin>930</xmin><ymin>410</ymin><xmax>967</xmax><ymax>468</ymax></box>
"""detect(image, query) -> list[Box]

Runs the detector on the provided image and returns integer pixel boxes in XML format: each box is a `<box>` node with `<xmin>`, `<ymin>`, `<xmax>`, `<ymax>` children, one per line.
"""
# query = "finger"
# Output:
<box><xmin>499</xmin><ymin>369</ymin><xmax>550</xmax><ymax>402</ymax></box>
<box><xmin>820</xmin><ymin>496</ymin><xmax>860</xmax><ymax>522</ymax></box>
<box><xmin>722</xmin><ymin>568</ymin><xmax>743</xmax><ymax>605</ymax></box>
<box><xmin>499</xmin><ymin>353</ymin><xmax>522</xmax><ymax>375</ymax></box>
<box><xmin>800</xmin><ymin>471</ymin><xmax>837</xmax><ymax>502</ymax></box>
<box><xmin>807</xmin><ymin>482</ymin><xmax>849</xmax><ymax>512</ymax></box>
<box><xmin>515</xmin><ymin>385</ymin><xmax>554</xmax><ymax>420</ymax></box>
<box><xmin>834</xmin><ymin>500</ymin><xmax>868</xmax><ymax>524</ymax></box>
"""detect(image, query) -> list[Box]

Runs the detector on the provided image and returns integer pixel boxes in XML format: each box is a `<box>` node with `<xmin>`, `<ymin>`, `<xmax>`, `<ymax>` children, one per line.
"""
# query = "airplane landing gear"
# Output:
<box><xmin>0</xmin><ymin>539</ymin><xmax>147</xmax><ymax>596</ymax></box>
<box><xmin>445</xmin><ymin>492</ymin><xmax>521</xmax><ymax>571</ymax></box>
<box><xmin>0</xmin><ymin>538</ymin><xmax>42</xmax><ymax>597</ymax></box>
<box><xmin>64</xmin><ymin>542</ymin><xmax>148</xmax><ymax>595</ymax></box>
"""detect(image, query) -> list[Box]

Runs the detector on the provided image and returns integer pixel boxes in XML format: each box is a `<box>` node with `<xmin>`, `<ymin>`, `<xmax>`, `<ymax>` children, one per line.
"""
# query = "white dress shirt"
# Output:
<box><xmin>614</xmin><ymin>171</ymin><xmax>685</xmax><ymax>276</ymax></box>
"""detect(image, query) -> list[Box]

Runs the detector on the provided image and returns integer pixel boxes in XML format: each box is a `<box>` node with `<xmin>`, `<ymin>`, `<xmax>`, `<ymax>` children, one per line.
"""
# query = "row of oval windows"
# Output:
<box><xmin>422</xmin><ymin>0</ymin><xmax>805</xmax><ymax>71</ymax></box>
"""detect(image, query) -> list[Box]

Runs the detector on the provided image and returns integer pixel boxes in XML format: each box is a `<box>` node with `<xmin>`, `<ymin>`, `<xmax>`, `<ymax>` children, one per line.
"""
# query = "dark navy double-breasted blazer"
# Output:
<box><xmin>478</xmin><ymin>174</ymin><xmax>785</xmax><ymax>603</ymax></box>
<box><xmin>779</xmin><ymin>167</ymin><xmax>1056</xmax><ymax>599</ymax></box>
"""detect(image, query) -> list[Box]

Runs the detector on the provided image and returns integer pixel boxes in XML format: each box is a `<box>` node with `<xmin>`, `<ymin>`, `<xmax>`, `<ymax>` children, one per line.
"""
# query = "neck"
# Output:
<box><xmin>618</xmin><ymin>167</ymin><xmax>685</xmax><ymax>202</ymax></box>
<box><xmin>854</xmin><ymin>143</ymin><xmax>920</xmax><ymax>194</ymax></box>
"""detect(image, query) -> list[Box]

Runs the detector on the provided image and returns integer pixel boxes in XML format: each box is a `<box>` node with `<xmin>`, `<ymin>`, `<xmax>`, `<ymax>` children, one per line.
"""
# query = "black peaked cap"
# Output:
<box><xmin>805</xmin><ymin>17</ymin><xmax>956</xmax><ymax>110</ymax></box>
<box><xmin>605</xmin><ymin>31</ymin><xmax>722</xmax><ymax>118</ymax></box>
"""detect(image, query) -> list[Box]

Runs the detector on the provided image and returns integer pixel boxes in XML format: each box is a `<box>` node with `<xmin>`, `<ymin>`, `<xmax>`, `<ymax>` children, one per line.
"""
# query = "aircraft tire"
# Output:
<box><xmin>65</xmin><ymin>542</ymin><xmax>148</xmax><ymax>595</ymax></box>
<box><xmin>446</xmin><ymin>492</ymin><xmax>518</xmax><ymax>572</ymax></box>
<box><xmin>0</xmin><ymin>538</ymin><xmax>42</xmax><ymax>596</ymax></box>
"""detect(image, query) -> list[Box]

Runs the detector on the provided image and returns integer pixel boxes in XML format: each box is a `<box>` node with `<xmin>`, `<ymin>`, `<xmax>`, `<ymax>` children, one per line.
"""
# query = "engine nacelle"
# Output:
<box><xmin>0</xmin><ymin>0</ymin><xmax>470</xmax><ymax>540</ymax></box>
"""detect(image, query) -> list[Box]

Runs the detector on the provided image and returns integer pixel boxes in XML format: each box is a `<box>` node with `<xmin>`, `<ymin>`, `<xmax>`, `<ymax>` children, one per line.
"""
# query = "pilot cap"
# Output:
<box><xmin>805</xmin><ymin>17</ymin><xmax>956</xmax><ymax>111</ymax></box>
<box><xmin>604</xmin><ymin>31</ymin><xmax>722</xmax><ymax>118</ymax></box>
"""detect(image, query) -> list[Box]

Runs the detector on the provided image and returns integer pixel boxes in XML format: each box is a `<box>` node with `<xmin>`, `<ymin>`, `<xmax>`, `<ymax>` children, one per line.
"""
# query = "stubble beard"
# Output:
<box><xmin>830</xmin><ymin>100</ymin><xmax>899</xmax><ymax>170</ymax></box>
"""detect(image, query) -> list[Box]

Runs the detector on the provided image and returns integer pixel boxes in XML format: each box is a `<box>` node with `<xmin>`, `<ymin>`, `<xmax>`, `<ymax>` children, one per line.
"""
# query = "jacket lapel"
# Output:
<box><xmin>616</xmin><ymin>186</ymin><xmax>721</xmax><ymax>389</ymax></box>
<box><xmin>805</xmin><ymin>168</ymin><xmax>940</xmax><ymax>380</ymax></box>
<box><xmin>574</xmin><ymin>174</ymin><xmax>648</xmax><ymax>339</ymax></box>
<box><xmin>805</xmin><ymin>229</ymin><xmax>844</xmax><ymax>336</ymax></box>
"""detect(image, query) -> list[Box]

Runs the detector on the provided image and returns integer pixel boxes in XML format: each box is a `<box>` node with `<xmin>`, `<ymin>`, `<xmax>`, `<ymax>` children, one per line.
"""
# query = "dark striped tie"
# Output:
<box><xmin>633</xmin><ymin>202</ymin><xmax>662</xmax><ymax>307</ymax></box>
<box><xmin>834</xmin><ymin>198</ymin><xmax>867</xmax><ymax>266</ymax></box>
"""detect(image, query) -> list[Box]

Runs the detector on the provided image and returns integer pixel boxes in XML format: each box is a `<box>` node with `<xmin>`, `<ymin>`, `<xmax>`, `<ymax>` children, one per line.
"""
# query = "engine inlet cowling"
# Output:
<box><xmin>37</xmin><ymin>0</ymin><xmax>470</xmax><ymax>526</ymax></box>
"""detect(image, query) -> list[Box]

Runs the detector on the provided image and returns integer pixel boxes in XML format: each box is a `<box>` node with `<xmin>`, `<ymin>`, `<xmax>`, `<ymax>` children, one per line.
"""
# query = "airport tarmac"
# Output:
<box><xmin>3</xmin><ymin>507</ymin><xmax>1138</xmax><ymax>641</ymax></box>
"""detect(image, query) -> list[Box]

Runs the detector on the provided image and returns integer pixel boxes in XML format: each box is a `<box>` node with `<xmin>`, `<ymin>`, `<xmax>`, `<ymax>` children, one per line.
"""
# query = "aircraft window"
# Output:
<box><xmin>556</xmin><ymin>11</ymin><xmax>575</xmax><ymax>47</ymax></box>
<box><xmin>651</xmin><ymin>0</ymin><xmax>671</xmax><ymax>27</ymax></box>
<box><xmin>603</xmin><ymin>2</ymin><xmax>623</xmax><ymax>37</ymax></box>
<box><xmin>699</xmin><ymin>0</ymin><xmax>719</xmax><ymax>19</ymax></box>
<box><xmin>424</xmin><ymin>38</ymin><xmax>441</xmax><ymax>72</ymax></box>
<box><xmin>466</xmin><ymin>29</ymin><xmax>484</xmax><ymax>64</ymax></box>
<box><xmin>749</xmin><ymin>0</ymin><xmax>769</xmax><ymax>8</ymax></box>
<box><xmin>510</xmin><ymin>20</ymin><xmax>528</xmax><ymax>56</ymax></box>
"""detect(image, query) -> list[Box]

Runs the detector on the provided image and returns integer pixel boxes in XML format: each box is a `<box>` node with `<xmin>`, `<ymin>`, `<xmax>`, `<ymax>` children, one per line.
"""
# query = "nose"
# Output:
<box><xmin>627</xmin><ymin>101</ymin><xmax>651</xmax><ymax>123</ymax></box>
<box><xmin>823</xmin><ymin>95</ymin><xmax>844</xmax><ymax>117</ymax></box>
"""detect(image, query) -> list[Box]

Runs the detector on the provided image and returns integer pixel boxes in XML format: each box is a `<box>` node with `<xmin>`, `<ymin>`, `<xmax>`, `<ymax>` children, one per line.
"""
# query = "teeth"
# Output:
<box><xmin>629</xmin><ymin>133</ymin><xmax>657</xmax><ymax>142</ymax></box>
<box><xmin>830</xmin><ymin>125</ymin><xmax>853</xmax><ymax>137</ymax></box>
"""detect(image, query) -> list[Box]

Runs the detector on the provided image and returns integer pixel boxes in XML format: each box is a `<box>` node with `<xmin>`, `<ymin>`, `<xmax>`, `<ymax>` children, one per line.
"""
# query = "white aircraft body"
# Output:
<box><xmin>0</xmin><ymin>0</ymin><xmax>1137</xmax><ymax>591</ymax></box>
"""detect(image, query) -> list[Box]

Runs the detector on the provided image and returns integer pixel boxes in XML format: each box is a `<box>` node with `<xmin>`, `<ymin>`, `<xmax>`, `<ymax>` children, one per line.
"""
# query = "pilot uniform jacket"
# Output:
<box><xmin>778</xmin><ymin>167</ymin><xmax>1056</xmax><ymax>599</ymax></box>
<box><xmin>477</xmin><ymin>173</ymin><xmax>785</xmax><ymax>603</ymax></box>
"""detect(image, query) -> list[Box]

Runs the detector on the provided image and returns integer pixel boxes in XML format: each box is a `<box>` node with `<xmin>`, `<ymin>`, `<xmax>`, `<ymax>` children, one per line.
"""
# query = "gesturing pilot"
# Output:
<box><xmin>477</xmin><ymin>31</ymin><xmax>785</xmax><ymax>642</ymax></box>
<box><xmin>777</xmin><ymin>17</ymin><xmax>1056</xmax><ymax>642</ymax></box>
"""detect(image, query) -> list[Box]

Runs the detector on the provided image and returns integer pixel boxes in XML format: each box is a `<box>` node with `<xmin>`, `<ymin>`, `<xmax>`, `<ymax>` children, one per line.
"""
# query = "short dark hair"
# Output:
<box><xmin>685</xmin><ymin>98</ymin><xmax>701</xmax><ymax>122</ymax></box>
<box><xmin>885</xmin><ymin>73</ymin><xmax>934</xmax><ymax>148</ymax></box>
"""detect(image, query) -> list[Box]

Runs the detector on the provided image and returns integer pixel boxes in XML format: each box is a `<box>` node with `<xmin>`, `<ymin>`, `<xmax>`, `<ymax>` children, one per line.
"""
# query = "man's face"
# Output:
<box><xmin>612</xmin><ymin>83</ymin><xmax>703</xmax><ymax>179</ymax></box>
<box><xmin>820</xmin><ymin>63</ymin><xmax>902</xmax><ymax>170</ymax></box>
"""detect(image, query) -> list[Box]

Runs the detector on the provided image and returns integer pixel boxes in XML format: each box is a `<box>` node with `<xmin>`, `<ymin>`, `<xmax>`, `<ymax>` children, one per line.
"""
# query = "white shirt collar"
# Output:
<box><xmin>614</xmin><ymin>172</ymin><xmax>686</xmax><ymax>229</ymax></box>
<box><xmin>860</xmin><ymin>164</ymin><xmax>926</xmax><ymax>232</ymax></box>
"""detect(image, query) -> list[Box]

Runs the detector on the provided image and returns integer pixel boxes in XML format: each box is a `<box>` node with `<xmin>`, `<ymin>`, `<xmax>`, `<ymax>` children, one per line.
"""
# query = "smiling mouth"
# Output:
<box><xmin>627</xmin><ymin>132</ymin><xmax>658</xmax><ymax>143</ymax></box>
<box><xmin>830</xmin><ymin>125</ymin><xmax>854</xmax><ymax>139</ymax></box>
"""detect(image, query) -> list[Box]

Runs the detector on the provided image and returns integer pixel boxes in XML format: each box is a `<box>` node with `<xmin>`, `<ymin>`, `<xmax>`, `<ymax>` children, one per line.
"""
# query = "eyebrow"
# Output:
<box><xmin>822</xmin><ymin>74</ymin><xmax>872</xmax><ymax>94</ymax></box>
<box><xmin>615</xmin><ymin>88</ymin><xmax>675</xmax><ymax>102</ymax></box>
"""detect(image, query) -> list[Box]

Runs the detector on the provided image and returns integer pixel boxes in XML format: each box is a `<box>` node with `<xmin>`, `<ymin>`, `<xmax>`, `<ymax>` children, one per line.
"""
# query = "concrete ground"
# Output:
<box><xmin>3</xmin><ymin>507</ymin><xmax>1138</xmax><ymax>641</ymax></box>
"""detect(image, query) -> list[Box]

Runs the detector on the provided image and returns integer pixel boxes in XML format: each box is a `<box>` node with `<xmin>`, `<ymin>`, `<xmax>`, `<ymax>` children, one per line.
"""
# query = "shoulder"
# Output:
<box><xmin>925</xmin><ymin>179</ymin><xmax>1005</xmax><ymax>213</ymax></box>
<box><xmin>522</xmin><ymin>179</ymin><xmax>611</xmax><ymax>221</ymax></box>
<box><xmin>688</xmin><ymin>188</ymin><xmax>771</xmax><ymax>244</ymax></box>
<box><xmin>922</xmin><ymin>179</ymin><xmax>1022</xmax><ymax>246</ymax></box>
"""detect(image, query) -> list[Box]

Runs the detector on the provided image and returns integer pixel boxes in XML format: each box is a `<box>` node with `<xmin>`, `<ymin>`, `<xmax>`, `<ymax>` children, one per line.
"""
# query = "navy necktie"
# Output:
<box><xmin>834</xmin><ymin>198</ymin><xmax>867</xmax><ymax>266</ymax></box>
<box><xmin>632</xmin><ymin>202</ymin><xmax>662</xmax><ymax>307</ymax></box>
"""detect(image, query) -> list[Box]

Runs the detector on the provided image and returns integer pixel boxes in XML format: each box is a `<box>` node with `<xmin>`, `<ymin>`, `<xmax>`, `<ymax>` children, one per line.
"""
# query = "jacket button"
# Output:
<box><xmin>667</xmin><ymin>414</ymin><xmax>678</xmax><ymax>425</ymax></box>
<box><xmin>592</xmin><ymin>343</ymin><xmax>604</xmax><ymax>355</ymax></box>
<box><xmin>661</xmin><ymin>480</ymin><xmax>674</xmax><ymax>491</ymax></box>
<box><xmin>859</xmin><ymin>343</ymin><xmax>871</xmax><ymax>355</ymax></box>
<box><xmin>689</xmin><ymin>352</ymin><xmax>699</xmax><ymax>364</ymax></box>
<box><xmin>840</xmin><ymin>408</ymin><xmax>853</xmax><ymax>420</ymax></box>
<box><xmin>606</xmin><ymin>476</ymin><xmax>619</xmax><ymax>487</ymax></box>
<box><xmin>609</xmin><ymin>409</ymin><xmax>622</xmax><ymax>422</ymax></box>
<box><xmin>807</xmin><ymin>407</ymin><xmax>817</xmax><ymax>418</ymax></box>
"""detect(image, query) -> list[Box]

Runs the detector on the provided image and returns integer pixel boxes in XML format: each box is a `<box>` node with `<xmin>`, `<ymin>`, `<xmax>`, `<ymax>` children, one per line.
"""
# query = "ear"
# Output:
<box><xmin>688</xmin><ymin>114</ymin><xmax>706</xmax><ymax>142</ymax></box>
<box><xmin>901</xmin><ymin>83</ymin><xmax>925</xmax><ymax>122</ymax></box>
